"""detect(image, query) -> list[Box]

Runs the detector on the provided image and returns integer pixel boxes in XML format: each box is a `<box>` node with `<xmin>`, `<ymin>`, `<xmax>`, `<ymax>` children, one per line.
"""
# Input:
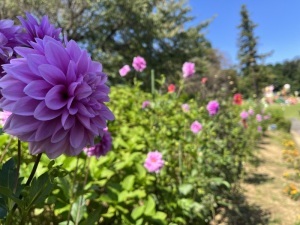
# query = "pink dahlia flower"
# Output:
<box><xmin>132</xmin><ymin>56</ymin><xmax>146</xmax><ymax>72</ymax></box>
<box><xmin>248</xmin><ymin>109</ymin><xmax>254</xmax><ymax>115</ymax></box>
<box><xmin>257</xmin><ymin>126</ymin><xmax>262</xmax><ymax>132</ymax></box>
<box><xmin>144</xmin><ymin>151</ymin><xmax>164</xmax><ymax>173</ymax></box>
<box><xmin>182</xmin><ymin>62</ymin><xmax>195</xmax><ymax>78</ymax></box>
<box><xmin>206</xmin><ymin>100</ymin><xmax>219</xmax><ymax>116</ymax></box>
<box><xmin>181</xmin><ymin>103</ymin><xmax>190</xmax><ymax>112</ymax></box>
<box><xmin>119</xmin><ymin>65</ymin><xmax>130</xmax><ymax>77</ymax></box>
<box><xmin>17</xmin><ymin>13</ymin><xmax>61</xmax><ymax>47</ymax></box>
<box><xmin>0</xmin><ymin>36</ymin><xmax>114</xmax><ymax>158</ymax></box>
<box><xmin>190</xmin><ymin>121</ymin><xmax>202</xmax><ymax>134</ymax></box>
<box><xmin>0</xmin><ymin>19</ymin><xmax>23</xmax><ymax>75</ymax></box>
<box><xmin>240</xmin><ymin>111</ymin><xmax>249</xmax><ymax>120</ymax></box>
<box><xmin>256</xmin><ymin>114</ymin><xmax>262</xmax><ymax>122</ymax></box>
<box><xmin>142</xmin><ymin>100</ymin><xmax>151</xmax><ymax>109</ymax></box>
<box><xmin>84</xmin><ymin>129</ymin><xmax>112</xmax><ymax>158</ymax></box>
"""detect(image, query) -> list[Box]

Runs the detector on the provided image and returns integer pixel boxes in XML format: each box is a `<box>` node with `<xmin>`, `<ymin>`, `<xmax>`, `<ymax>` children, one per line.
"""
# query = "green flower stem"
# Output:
<box><xmin>13</xmin><ymin>140</ymin><xmax>21</xmax><ymax>193</ymax></box>
<box><xmin>25</xmin><ymin>153</ymin><xmax>42</xmax><ymax>186</ymax></box>
<box><xmin>67</xmin><ymin>157</ymin><xmax>79</xmax><ymax>225</ymax></box>
<box><xmin>8</xmin><ymin>152</ymin><xmax>42</xmax><ymax>224</ymax></box>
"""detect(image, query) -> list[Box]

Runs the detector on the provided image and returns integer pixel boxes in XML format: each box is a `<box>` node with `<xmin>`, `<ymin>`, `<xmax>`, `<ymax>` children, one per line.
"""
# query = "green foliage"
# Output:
<box><xmin>237</xmin><ymin>4</ymin><xmax>271</xmax><ymax>97</ymax></box>
<box><xmin>0</xmin><ymin>0</ymin><xmax>213</xmax><ymax>87</ymax></box>
<box><xmin>0</xmin><ymin>79</ymin><xmax>272</xmax><ymax>224</ymax></box>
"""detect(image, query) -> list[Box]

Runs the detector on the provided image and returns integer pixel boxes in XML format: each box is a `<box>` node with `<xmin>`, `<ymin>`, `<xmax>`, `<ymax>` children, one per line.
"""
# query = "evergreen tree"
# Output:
<box><xmin>237</xmin><ymin>4</ymin><xmax>270</xmax><ymax>97</ymax></box>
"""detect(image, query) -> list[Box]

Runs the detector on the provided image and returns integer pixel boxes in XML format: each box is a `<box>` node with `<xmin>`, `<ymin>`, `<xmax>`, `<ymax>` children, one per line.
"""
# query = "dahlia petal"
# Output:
<box><xmin>61</xmin><ymin>110</ymin><xmax>75</xmax><ymax>129</ymax></box>
<box><xmin>51</xmin><ymin>127</ymin><xmax>69</xmax><ymax>143</ymax></box>
<box><xmin>66</xmin><ymin>61</ymin><xmax>77</xmax><ymax>84</ymax></box>
<box><xmin>45</xmin><ymin>140</ymin><xmax>70</xmax><ymax>159</ymax></box>
<box><xmin>76</xmin><ymin>50</ymin><xmax>89</xmax><ymax>75</ymax></box>
<box><xmin>4</xmin><ymin>114</ymin><xmax>40</xmax><ymax>136</ymax></box>
<box><xmin>1</xmin><ymin>81</ymin><xmax>26</xmax><ymax>100</ymax></box>
<box><xmin>66</xmin><ymin>40</ymin><xmax>82</xmax><ymax>62</ymax></box>
<box><xmin>75</xmin><ymin>83</ymin><xmax>92</xmax><ymax>100</ymax></box>
<box><xmin>0</xmin><ymin>75</ymin><xmax>20</xmax><ymax>89</ymax></box>
<box><xmin>70</xmin><ymin>122</ymin><xmax>85</xmax><ymax>148</ymax></box>
<box><xmin>12</xmin><ymin>96</ymin><xmax>40</xmax><ymax>116</ymax></box>
<box><xmin>45</xmin><ymin>85</ymin><xmax>68</xmax><ymax>110</ymax></box>
<box><xmin>35</xmin><ymin>120</ymin><xmax>59</xmax><ymax>141</ymax></box>
<box><xmin>77</xmin><ymin>114</ymin><xmax>91</xmax><ymax>130</ymax></box>
<box><xmin>100</xmin><ymin>104</ymin><xmax>115</xmax><ymax>120</ymax></box>
<box><xmin>29</xmin><ymin>142</ymin><xmax>45</xmax><ymax>155</ymax></box>
<box><xmin>68</xmin><ymin>82</ymin><xmax>79</xmax><ymax>96</ymax></box>
<box><xmin>77</xmin><ymin>102</ymin><xmax>94</xmax><ymax>117</ymax></box>
<box><xmin>89</xmin><ymin>61</ymin><xmax>102</xmax><ymax>73</ymax></box>
<box><xmin>45</xmin><ymin>41</ymin><xmax>70</xmax><ymax>73</ymax></box>
<box><xmin>14</xmin><ymin>46</ymin><xmax>38</xmax><ymax>58</ymax></box>
<box><xmin>34</xmin><ymin>101</ymin><xmax>61</xmax><ymax>121</ymax></box>
<box><xmin>27</xmin><ymin>54</ymin><xmax>48</xmax><ymax>75</ymax></box>
<box><xmin>4</xmin><ymin>63</ymin><xmax>40</xmax><ymax>83</ymax></box>
<box><xmin>0</xmin><ymin>98</ymin><xmax>15</xmax><ymax>111</ymax></box>
<box><xmin>24</xmin><ymin>80</ymin><xmax>52</xmax><ymax>100</ymax></box>
<box><xmin>39</xmin><ymin>64</ymin><xmax>66</xmax><ymax>85</ymax></box>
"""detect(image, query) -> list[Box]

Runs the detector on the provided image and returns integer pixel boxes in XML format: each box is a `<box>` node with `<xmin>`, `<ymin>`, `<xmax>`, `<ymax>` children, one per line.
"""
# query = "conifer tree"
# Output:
<box><xmin>237</xmin><ymin>4</ymin><xmax>269</xmax><ymax>97</ymax></box>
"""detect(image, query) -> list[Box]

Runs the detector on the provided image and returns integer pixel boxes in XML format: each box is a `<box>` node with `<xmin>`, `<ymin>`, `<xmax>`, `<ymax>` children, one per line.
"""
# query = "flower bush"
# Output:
<box><xmin>0</xmin><ymin>12</ymin><xmax>276</xmax><ymax>225</ymax></box>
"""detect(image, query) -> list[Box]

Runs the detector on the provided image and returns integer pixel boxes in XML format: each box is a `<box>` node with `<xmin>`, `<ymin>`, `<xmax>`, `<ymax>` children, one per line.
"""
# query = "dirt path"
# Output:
<box><xmin>211</xmin><ymin>130</ymin><xmax>300</xmax><ymax>225</ymax></box>
<box><xmin>240</xmin><ymin>131</ymin><xmax>300</xmax><ymax>225</ymax></box>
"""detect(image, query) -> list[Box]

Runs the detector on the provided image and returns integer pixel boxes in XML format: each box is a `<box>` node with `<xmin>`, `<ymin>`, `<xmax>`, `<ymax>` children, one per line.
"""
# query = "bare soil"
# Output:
<box><xmin>211</xmin><ymin>131</ymin><xmax>300</xmax><ymax>225</ymax></box>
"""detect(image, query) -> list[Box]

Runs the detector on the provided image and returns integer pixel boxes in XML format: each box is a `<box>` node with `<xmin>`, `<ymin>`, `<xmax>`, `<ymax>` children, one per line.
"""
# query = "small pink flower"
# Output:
<box><xmin>248</xmin><ymin>109</ymin><xmax>254</xmax><ymax>115</ymax></box>
<box><xmin>0</xmin><ymin>111</ymin><xmax>12</xmax><ymax>127</ymax></box>
<box><xmin>201</xmin><ymin>77</ymin><xmax>208</xmax><ymax>84</ymax></box>
<box><xmin>206</xmin><ymin>100</ymin><xmax>219</xmax><ymax>116</ymax></box>
<box><xmin>132</xmin><ymin>56</ymin><xmax>146</xmax><ymax>72</ymax></box>
<box><xmin>168</xmin><ymin>84</ymin><xmax>176</xmax><ymax>93</ymax></box>
<box><xmin>119</xmin><ymin>65</ymin><xmax>130</xmax><ymax>76</ymax></box>
<box><xmin>144</xmin><ymin>151</ymin><xmax>164</xmax><ymax>173</ymax></box>
<box><xmin>181</xmin><ymin>103</ymin><xmax>190</xmax><ymax>112</ymax></box>
<box><xmin>190</xmin><ymin>121</ymin><xmax>202</xmax><ymax>134</ymax></box>
<box><xmin>142</xmin><ymin>100</ymin><xmax>151</xmax><ymax>109</ymax></box>
<box><xmin>182</xmin><ymin>62</ymin><xmax>195</xmax><ymax>78</ymax></box>
<box><xmin>256</xmin><ymin>114</ymin><xmax>262</xmax><ymax>122</ymax></box>
<box><xmin>240</xmin><ymin>111</ymin><xmax>249</xmax><ymax>120</ymax></box>
<box><xmin>264</xmin><ymin>115</ymin><xmax>270</xmax><ymax>120</ymax></box>
<box><xmin>257</xmin><ymin>126</ymin><xmax>262</xmax><ymax>132</ymax></box>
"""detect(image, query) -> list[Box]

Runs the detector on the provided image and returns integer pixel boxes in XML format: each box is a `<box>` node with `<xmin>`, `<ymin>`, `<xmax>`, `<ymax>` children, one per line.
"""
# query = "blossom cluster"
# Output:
<box><xmin>0</xmin><ymin>13</ymin><xmax>114</xmax><ymax>158</ymax></box>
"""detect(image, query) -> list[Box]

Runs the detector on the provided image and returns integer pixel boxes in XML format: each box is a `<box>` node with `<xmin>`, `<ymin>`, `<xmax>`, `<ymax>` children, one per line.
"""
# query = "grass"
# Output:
<box><xmin>267</xmin><ymin>103</ymin><xmax>300</xmax><ymax>120</ymax></box>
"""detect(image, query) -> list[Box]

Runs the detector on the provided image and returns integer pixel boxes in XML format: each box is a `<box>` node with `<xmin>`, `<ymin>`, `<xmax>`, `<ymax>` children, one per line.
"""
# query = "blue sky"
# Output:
<box><xmin>188</xmin><ymin>0</ymin><xmax>300</xmax><ymax>65</ymax></box>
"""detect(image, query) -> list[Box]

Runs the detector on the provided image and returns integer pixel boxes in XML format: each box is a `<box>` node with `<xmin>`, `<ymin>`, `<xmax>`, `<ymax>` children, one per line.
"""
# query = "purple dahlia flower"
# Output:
<box><xmin>206</xmin><ymin>100</ymin><xmax>219</xmax><ymax>116</ymax></box>
<box><xmin>84</xmin><ymin>130</ymin><xmax>112</xmax><ymax>158</ymax></box>
<box><xmin>17</xmin><ymin>13</ymin><xmax>61</xmax><ymax>46</ymax></box>
<box><xmin>0</xmin><ymin>36</ymin><xmax>114</xmax><ymax>158</ymax></box>
<box><xmin>0</xmin><ymin>19</ymin><xmax>23</xmax><ymax>75</ymax></box>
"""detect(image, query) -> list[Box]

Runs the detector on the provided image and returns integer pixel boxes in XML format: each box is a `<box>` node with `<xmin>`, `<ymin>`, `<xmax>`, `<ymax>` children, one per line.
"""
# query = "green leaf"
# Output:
<box><xmin>144</xmin><ymin>195</ymin><xmax>156</xmax><ymax>216</ymax></box>
<box><xmin>179</xmin><ymin>184</ymin><xmax>193</xmax><ymax>196</ymax></box>
<box><xmin>121</xmin><ymin>175</ymin><xmax>135</xmax><ymax>191</ymax></box>
<box><xmin>71</xmin><ymin>196</ymin><xmax>86</xmax><ymax>224</ymax></box>
<box><xmin>81</xmin><ymin>209</ymin><xmax>101</xmax><ymax>225</ymax></box>
<box><xmin>0</xmin><ymin>187</ymin><xmax>24</xmax><ymax>208</ymax></box>
<box><xmin>131</xmin><ymin>205</ymin><xmax>145</xmax><ymax>220</ymax></box>
<box><xmin>26</xmin><ymin>173</ymin><xmax>54</xmax><ymax>209</ymax></box>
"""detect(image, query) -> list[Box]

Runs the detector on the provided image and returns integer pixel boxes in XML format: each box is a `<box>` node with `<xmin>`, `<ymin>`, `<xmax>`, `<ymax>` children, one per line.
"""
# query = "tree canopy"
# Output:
<box><xmin>0</xmin><ymin>0</ymin><xmax>213</xmax><ymax>87</ymax></box>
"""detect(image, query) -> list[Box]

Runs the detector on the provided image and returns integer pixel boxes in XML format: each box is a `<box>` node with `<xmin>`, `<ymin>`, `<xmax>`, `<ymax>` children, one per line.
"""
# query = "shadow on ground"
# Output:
<box><xmin>211</xmin><ymin>190</ymin><xmax>270</xmax><ymax>225</ymax></box>
<box><xmin>243</xmin><ymin>172</ymin><xmax>274</xmax><ymax>184</ymax></box>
